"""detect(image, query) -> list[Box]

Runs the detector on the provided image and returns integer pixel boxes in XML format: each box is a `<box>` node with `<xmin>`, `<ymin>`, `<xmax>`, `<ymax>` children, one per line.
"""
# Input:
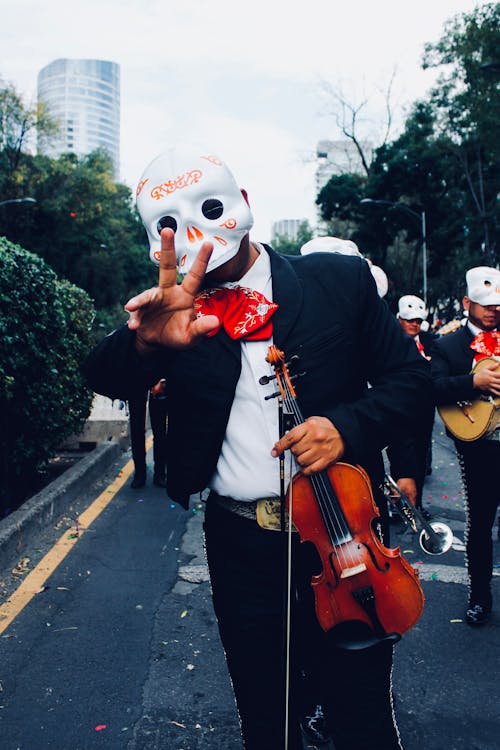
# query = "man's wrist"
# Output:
<box><xmin>135</xmin><ymin>335</ymin><xmax>162</xmax><ymax>357</ymax></box>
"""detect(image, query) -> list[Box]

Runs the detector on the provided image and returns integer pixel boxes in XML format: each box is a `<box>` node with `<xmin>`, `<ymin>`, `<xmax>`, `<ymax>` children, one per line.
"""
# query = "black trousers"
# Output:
<box><xmin>204</xmin><ymin>496</ymin><xmax>402</xmax><ymax>750</ymax></box>
<box><xmin>457</xmin><ymin>438</ymin><xmax>500</xmax><ymax>606</ymax></box>
<box><xmin>128</xmin><ymin>390</ymin><xmax>168</xmax><ymax>477</ymax></box>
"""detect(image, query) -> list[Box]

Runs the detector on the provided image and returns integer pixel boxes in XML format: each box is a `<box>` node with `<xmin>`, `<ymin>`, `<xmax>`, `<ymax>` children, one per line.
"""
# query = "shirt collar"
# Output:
<box><xmin>220</xmin><ymin>242</ymin><xmax>271</xmax><ymax>296</ymax></box>
<box><xmin>467</xmin><ymin>320</ymin><xmax>498</xmax><ymax>336</ymax></box>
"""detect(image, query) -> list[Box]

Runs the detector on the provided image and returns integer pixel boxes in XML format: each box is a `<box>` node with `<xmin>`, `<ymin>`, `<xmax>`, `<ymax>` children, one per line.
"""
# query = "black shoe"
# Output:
<box><xmin>419</xmin><ymin>508</ymin><xmax>433</xmax><ymax>521</ymax></box>
<box><xmin>465</xmin><ymin>602</ymin><xmax>491</xmax><ymax>626</ymax></box>
<box><xmin>153</xmin><ymin>474</ymin><xmax>167</xmax><ymax>488</ymax></box>
<box><xmin>130</xmin><ymin>473</ymin><xmax>146</xmax><ymax>489</ymax></box>
<box><xmin>300</xmin><ymin>704</ymin><xmax>331</xmax><ymax>746</ymax></box>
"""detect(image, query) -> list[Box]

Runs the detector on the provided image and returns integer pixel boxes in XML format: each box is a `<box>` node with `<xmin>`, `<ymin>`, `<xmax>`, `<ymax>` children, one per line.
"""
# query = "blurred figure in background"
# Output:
<box><xmin>387</xmin><ymin>295</ymin><xmax>436</xmax><ymax>516</ymax></box>
<box><xmin>128</xmin><ymin>379</ymin><xmax>168</xmax><ymax>488</ymax></box>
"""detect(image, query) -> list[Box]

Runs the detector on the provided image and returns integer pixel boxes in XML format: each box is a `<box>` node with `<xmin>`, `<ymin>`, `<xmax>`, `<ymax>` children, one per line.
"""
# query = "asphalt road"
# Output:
<box><xmin>0</xmin><ymin>420</ymin><xmax>499</xmax><ymax>750</ymax></box>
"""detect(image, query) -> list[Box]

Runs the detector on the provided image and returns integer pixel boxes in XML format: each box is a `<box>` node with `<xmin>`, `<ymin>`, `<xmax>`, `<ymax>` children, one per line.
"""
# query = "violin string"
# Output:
<box><xmin>280</xmin><ymin>381</ymin><xmax>349</xmax><ymax>548</ymax></box>
<box><xmin>280</xmin><ymin>378</ymin><xmax>358</xmax><ymax>571</ymax></box>
<box><xmin>284</xmin><ymin>447</ymin><xmax>293</xmax><ymax>750</ymax></box>
<box><xmin>271</xmin><ymin>352</ymin><xmax>353</xmax><ymax>570</ymax></box>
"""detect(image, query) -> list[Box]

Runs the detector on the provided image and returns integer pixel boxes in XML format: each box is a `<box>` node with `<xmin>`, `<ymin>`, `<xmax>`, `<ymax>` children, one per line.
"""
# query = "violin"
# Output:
<box><xmin>265</xmin><ymin>345</ymin><xmax>425</xmax><ymax>649</ymax></box>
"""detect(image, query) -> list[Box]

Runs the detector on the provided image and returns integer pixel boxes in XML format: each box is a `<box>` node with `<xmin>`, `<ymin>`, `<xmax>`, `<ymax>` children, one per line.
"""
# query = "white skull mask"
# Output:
<box><xmin>136</xmin><ymin>146</ymin><xmax>254</xmax><ymax>275</ymax></box>
<box><xmin>398</xmin><ymin>295</ymin><xmax>428</xmax><ymax>321</ymax></box>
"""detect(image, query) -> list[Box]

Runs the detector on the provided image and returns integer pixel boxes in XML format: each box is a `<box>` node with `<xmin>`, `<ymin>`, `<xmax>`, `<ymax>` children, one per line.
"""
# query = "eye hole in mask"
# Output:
<box><xmin>201</xmin><ymin>198</ymin><xmax>224</xmax><ymax>220</ymax></box>
<box><xmin>157</xmin><ymin>215</ymin><xmax>178</xmax><ymax>235</ymax></box>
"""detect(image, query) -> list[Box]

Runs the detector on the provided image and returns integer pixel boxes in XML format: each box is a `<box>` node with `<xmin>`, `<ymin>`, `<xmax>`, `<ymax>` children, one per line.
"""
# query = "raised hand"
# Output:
<box><xmin>125</xmin><ymin>228</ymin><xmax>220</xmax><ymax>354</ymax></box>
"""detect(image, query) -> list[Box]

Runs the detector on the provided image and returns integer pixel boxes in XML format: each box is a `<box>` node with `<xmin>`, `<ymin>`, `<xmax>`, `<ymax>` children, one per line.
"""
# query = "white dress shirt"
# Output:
<box><xmin>209</xmin><ymin>244</ymin><xmax>296</xmax><ymax>500</ymax></box>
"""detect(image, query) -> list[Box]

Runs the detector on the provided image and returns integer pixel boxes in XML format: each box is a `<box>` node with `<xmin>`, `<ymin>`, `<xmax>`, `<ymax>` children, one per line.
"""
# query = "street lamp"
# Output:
<box><xmin>360</xmin><ymin>198</ymin><xmax>427</xmax><ymax>305</ymax></box>
<box><xmin>0</xmin><ymin>197</ymin><xmax>37</xmax><ymax>208</ymax></box>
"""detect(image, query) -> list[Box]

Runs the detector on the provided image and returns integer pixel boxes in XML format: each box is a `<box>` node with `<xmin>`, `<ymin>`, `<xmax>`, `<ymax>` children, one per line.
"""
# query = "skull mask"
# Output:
<box><xmin>136</xmin><ymin>146</ymin><xmax>254</xmax><ymax>275</ymax></box>
<box><xmin>397</xmin><ymin>295</ymin><xmax>428</xmax><ymax>321</ymax></box>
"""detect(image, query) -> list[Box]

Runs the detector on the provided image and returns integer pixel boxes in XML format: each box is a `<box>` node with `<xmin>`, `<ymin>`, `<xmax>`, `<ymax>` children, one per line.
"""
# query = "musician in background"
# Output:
<box><xmin>387</xmin><ymin>296</ymin><xmax>436</xmax><ymax>517</ymax></box>
<box><xmin>128</xmin><ymin>379</ymin><xmax>168</xmax><ymax>488</ymax></box>
<box><xmin>431</xmin><ymin>267</ymin><xmax>500</xmax><ymax>625</ymax></box>
<box><xmin>83</xmin><ymin>145</ymin><xmax>431</xmax><ymax>750</ymax></box>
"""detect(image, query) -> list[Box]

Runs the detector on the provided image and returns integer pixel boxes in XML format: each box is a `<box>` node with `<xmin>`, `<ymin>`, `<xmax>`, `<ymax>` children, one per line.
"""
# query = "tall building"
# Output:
<box><xmin>271</xmin><ymin>218</ymin><xmax>306</xmax><ymax>242</ymax></box>
<box><xmin>37</xmin><ymin>58</ymin><xmax>120</xmax><ymax>178</ymax></box>
<box><xmin>315</xmin><ymin>139</ymin><xmax>372</xmax><ymax>231</ymax></box>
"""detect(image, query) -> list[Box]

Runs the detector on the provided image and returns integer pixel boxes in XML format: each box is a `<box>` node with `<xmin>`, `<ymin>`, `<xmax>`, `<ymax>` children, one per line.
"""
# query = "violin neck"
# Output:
<box><xmin>282</xmin><ymin>389</ymin><xmax>353</xmax><ymax>546</ymax></box>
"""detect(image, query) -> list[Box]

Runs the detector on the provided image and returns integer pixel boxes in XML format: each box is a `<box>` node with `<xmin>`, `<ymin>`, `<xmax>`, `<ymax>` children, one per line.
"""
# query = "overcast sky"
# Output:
<box><xmin>1</xmin><ymin>0</ymin><xmax>483</xmax><ymax>241</ymax></box>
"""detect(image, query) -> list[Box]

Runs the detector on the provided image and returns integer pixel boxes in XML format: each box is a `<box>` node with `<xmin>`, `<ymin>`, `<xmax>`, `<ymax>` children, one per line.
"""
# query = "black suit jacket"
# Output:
<box><xmin>83</xmin><ymin>247</ymin><xmax>431</xmax><ymax>507</ymax></box>
<box><xmin>430</xmin><ymin>325</ymin><xmax>477</xmax><ymax>405</ymax></box>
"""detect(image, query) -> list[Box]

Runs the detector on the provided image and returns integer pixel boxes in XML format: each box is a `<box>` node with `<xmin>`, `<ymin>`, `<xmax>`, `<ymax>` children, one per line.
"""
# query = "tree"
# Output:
<box><xmin>316</xmin><ymin>173</ymin><xmax>367</xmax><ymax>239</ymax></box>
<box><xmin>0</xmin><ymin>148</ymin><xmax>156</xmax><ymax>322</ymax></box>
<box><xmin>0</xmin><ymin>77</ymin><xmax>58</xmax><ymax>186</ymax></box>
<box><xmin>318</xmin><ymin>72</ymin><xmax>398</xmax><ymax>177</ymax></box>
<box><xmin>0</xmin><ymin>77</ymin><xmax>156</xmax><ymax>336</ymax></box>
<box><xmin>422</xmin><ymin>2</ymin><xmax>500</xmax><ymax>265</ymax></box>
<box><xmin>0</xmin><ymin>237</ymin><xmax>95</xmax><ymax>515</ymax></box>
<box><xmin>315</xmin><ymin>5</ymin><xmax>500</xmax><ymax>311</ymax></box>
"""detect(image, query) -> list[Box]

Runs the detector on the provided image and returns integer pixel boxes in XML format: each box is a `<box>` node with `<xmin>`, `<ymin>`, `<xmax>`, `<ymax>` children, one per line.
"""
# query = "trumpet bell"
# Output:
<box><xmin>419</xmin><ymin>522</ymin><xmax>454</xmax><ymax>555</ymax></box>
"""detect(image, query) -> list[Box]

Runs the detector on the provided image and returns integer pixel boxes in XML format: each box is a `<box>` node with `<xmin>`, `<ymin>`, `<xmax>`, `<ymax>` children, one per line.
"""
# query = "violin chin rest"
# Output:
<box><xmin>328</xmin><ymin>621</ymin><xmax>402</xmax><ymax>651</ymax></box>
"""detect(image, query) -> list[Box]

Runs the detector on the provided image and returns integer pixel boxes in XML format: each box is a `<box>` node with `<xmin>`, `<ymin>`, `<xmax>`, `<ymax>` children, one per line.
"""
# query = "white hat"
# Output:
<box><xmin>367</xmin><ymin>263</ymin><xmax>388</xmax><ymax>298</ymax></box>
<box><xmin>300</xmin><ymin>236</ymin><xmax>389</xmax><ymax>297</ymax></box>
<box><xmin>466</xmin><ymin>266</ymin><xmax>500</xmax><ymax>306</ymax></box>
<box><xmin>397</xmin><ymin>295</ymin><xmax>428</xmax><ymax>321</ymax></box>
<box><xmin>300</xmin><ymin>236</ymin><xmax>362</xmax><ymax>257</ymax></box>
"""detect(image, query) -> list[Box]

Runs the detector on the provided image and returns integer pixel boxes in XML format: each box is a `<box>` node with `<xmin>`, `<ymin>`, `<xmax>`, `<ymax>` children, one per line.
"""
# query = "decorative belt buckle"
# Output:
<box><xmin>256</xmin><ymin>499</ymin><xmax>297</xmax><ymax>532</ymax></box>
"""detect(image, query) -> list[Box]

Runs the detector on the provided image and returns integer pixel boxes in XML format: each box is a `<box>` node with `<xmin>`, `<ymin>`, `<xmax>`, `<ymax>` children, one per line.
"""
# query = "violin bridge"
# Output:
<box><xmin>340</xmin><ymin>563</ymin><xmax>367</xmax><ymax>579</ymax></box>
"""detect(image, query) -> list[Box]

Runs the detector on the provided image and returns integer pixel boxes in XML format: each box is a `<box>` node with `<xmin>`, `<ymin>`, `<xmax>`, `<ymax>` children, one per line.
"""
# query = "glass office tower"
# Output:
<box><xmin>37</xmin><ymin>59</ymin><xmax>120</xmax><ymax>178</ymax></box>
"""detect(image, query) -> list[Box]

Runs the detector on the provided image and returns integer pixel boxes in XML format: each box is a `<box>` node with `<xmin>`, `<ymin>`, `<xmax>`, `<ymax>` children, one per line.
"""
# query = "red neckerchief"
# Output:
<box><xmin>470</xmin><ymin>330</ymin><xmax>500</xmax><ymax>362</ymax></box>
<box><xmin>415</xmin><ymin>336</ymin><xmax>425</xmax><ymax>355</ymax></box>
<box><xmin>194</xmin><ymin>286</ymin><xmax>278</xmax><ymax>340</ymax></box>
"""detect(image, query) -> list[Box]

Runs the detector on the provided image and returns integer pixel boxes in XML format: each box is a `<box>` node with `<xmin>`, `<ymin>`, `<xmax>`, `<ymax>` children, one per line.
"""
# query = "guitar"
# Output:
<box><xmin>437</xmin><ymin>357</ymin><xmax>500</xmax><ymax>441</ymax></box>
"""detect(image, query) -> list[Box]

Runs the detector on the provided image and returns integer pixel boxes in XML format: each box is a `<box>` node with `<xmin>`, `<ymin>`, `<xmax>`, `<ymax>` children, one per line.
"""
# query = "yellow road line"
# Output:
<box><xmin>0</xmin><ymin>436</ymin><xmax>153</xmax><ymax>635</ymax></box>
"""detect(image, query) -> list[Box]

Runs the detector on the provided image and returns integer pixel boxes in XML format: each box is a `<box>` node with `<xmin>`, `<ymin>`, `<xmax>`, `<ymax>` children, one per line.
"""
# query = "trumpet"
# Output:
<box><xmin>382</xmin><ymin>474</ymin><xmax>453</xmax><ymax>555</ymax></box>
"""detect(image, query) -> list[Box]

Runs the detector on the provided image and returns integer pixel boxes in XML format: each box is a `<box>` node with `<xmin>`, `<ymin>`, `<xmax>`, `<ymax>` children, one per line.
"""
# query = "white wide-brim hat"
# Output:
<box><xmin>300</xmin><ymin>236</ymin><xmax>363</xmax><ymax>257</ymax></box>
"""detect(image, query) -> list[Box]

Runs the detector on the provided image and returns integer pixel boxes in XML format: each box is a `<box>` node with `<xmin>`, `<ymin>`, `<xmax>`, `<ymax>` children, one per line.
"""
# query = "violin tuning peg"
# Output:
<box><xmin>259</xmin><ymin>374</ymin><xmax>276</xmax><ymax>385</ymax></box>
<box><xmin>264</xmin><ymin>390</ymin><xmax>281</xmax><ymax>400</ymax></box>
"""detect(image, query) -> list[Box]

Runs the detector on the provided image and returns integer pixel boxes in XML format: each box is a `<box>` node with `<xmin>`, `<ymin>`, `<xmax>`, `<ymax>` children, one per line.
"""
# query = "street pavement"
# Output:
<box><xmin>0</xmin><ymin>417</ymin><xmax>498</xmax><ymax>750</ymax></box>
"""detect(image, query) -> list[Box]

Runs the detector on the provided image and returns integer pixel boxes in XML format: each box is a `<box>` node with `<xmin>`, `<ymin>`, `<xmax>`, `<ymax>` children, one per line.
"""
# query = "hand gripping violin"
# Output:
<box><xmin>264</xmin><ymin>345</ymin><xmax>425</xmax><ymax>650</ymax></box>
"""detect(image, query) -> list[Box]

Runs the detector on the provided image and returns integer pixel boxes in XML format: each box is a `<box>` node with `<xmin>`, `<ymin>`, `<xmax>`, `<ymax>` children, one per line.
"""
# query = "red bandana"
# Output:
<box><xmin>470</xmin><ymin>330</ymin><xmax>500</xmax><ymax>362</ymax></box>
<box><xmin>194</xmin><ymin>286</ymin><xmax>279</xmax><ymax>340</ymax></box>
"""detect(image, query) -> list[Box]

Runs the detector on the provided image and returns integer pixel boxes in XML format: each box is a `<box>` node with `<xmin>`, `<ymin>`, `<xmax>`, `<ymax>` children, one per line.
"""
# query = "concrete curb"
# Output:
<box><xmin>0</xmin><ymin>441</ymin><xmax>122</xmax><ymax>572</ymax></box>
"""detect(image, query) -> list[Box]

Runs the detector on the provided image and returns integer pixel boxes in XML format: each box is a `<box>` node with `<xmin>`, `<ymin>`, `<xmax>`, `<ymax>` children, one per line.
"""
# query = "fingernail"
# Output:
<box><xmin>271</xmin><ymin>449</ymin><xmax>278</xmax><ymax>457</ymax></box>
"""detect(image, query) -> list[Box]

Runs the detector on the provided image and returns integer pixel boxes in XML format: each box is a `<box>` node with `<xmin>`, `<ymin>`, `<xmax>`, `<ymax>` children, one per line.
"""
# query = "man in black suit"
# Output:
<box><xmin>387</xmin><ymin>295</ymin><xmax>436</xmax><ymax>516</ymax></box>
<box><xmin>431</xmin><ymin>267</ymin><xmax>500</xmax><ymax>625</ymax></box>
<box><xmin>83</xmin><ymin>146</ymin><xmax>431</xmax><ymax>750</ymax></box>
<box><xmin>128</xmin><ymin>379</ymin><xmax>168</xmax><ymax>488</ymax></box>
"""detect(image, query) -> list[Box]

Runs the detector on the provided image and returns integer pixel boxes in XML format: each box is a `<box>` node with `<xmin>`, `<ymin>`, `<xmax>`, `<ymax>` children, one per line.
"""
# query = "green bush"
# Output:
<box><xmin>0</xmin><ymin>236</ymin><xmax>95</xmax><ymax>514</ymax></box>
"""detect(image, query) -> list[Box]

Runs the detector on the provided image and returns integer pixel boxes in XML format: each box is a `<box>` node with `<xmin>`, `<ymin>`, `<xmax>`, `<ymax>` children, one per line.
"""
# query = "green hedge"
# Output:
<box><xmin>0</xmin><ymin>236</ymin><xmax>96</xmax><ymax>515</ymax></box>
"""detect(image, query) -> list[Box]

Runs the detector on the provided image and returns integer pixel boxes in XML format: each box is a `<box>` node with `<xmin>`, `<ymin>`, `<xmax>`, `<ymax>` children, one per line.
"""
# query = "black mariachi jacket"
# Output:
<box><xmin>83</xmin><ymin>246</ymin><xmax>431</xmax><ymax>508</ymax></box>
<box><xmin>430</xmin><ymin>325</ymin><xmax>478</xmax><ymax>405</ymax></box>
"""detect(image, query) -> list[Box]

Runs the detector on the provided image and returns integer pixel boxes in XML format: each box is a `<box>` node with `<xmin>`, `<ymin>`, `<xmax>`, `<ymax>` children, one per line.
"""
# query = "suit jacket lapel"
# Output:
<box><xmin>267</xmin><ymin>247</ymin><xmax>303</xmax><ymax>348</ymax></box>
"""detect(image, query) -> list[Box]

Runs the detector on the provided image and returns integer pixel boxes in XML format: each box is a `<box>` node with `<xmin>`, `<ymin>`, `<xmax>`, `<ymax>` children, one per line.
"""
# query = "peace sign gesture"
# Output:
<box><xmin>125</xmin><ymin>228</ymin><xmax>220</xmax><ymax>354</ymax></box>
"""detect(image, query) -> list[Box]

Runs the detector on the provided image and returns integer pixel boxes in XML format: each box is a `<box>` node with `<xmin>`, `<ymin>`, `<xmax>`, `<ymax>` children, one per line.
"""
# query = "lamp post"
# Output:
<box><xmin>360</xmin><ymin>198</ymin><xmax>427</xmax><ymax>305</ymax></box>
<box><xmin>0</xmin><ymin>197</ymin><xmax>37</xmax><ymax>208</ymax></box>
